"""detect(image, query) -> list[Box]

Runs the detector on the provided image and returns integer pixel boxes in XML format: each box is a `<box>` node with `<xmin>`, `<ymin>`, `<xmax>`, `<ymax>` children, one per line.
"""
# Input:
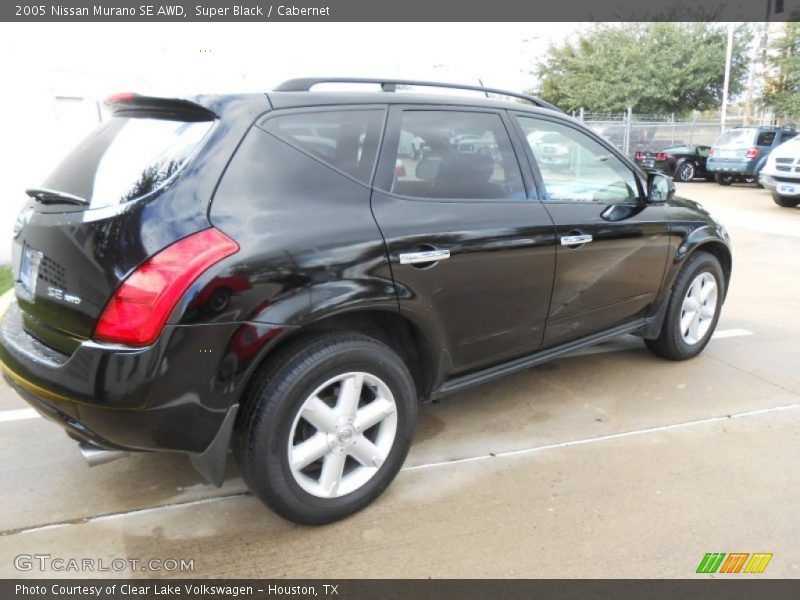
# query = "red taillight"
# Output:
<box><xmin>394</xmin><ymin>163</ymin><xmax>406</xmax><ymax>177</ymax></box>
<box><xmin>103</xmin><ymin>92</ymin><xmax>137</xmax><ymax>104</ymax></box>
<box><xmin>709</xmin><ymin>149</ymin><xmax>715</xmax><ymax>157</ymax></box>
<box><xmin>656</xmin><ymin>153</ymin><xmax>669</xmax><ymax>161</ymax></box>
<box><xmin>94</xmin><ymin>228</ymin><xmax>239</xmax><ymax>346</ymax></box>
<box><xmin>746</xmin><ymin>147</ymin><xmax>760</xmax><ymax>159</ymax></box>
<box><xmin>634</xmin><ymin>152</ymin><xmax>645</xmax><ymax>160</ymax></box>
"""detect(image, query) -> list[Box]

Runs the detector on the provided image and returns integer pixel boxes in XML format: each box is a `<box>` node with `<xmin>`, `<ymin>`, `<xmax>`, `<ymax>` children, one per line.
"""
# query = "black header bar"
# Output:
<box><xmin>2</xmin><ymin>0</ymin><xmax>799</xmax><ymax>22</ymax></box>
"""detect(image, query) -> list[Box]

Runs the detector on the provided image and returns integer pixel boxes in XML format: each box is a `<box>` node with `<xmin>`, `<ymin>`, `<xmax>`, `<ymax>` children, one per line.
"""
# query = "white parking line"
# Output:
<box><xmin>711</xmin><ymin>328</ymin><xmax>754</xmax><ymax>339</ymax></box>
<box><xmin>0</xmin><ymin>408</ymin><xmax>39</xmax><ymax>422</ymax></box>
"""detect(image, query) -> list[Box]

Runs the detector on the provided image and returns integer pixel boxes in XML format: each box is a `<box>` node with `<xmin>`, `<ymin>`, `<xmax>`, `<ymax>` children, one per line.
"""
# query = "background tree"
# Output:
<box><xmin>533</xmin><ymin>23</ymin><xmax>750</xmax><ymax>116</ymax></box>
<box><xmin>761</xmin><ymin>23</ymin><xmax>800</xmax><ymax>120</ymax></box>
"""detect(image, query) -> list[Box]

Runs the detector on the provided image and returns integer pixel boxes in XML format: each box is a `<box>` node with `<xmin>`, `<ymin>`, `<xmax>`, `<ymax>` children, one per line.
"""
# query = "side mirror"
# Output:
<box><xmin>647</xmin><ymin>171</ymin><xmax>675</xmax><ymax>202</ymax></box>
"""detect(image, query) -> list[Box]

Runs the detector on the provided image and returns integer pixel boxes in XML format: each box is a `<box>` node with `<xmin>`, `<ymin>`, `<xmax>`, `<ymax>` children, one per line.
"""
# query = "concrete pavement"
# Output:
<box><xmin>0</xmin><ymin>182</ymin><xmax>797</xmax><ymax>578</ymax></box>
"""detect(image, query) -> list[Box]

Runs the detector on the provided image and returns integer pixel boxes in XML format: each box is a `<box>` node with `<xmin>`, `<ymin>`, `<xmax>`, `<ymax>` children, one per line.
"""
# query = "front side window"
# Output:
<box><xmin>389</xmin><ymin>110</ymin><xmax>525</xmax><ymax>200</ymax></box>
<box><xmin>263</xmin><ymin>109</ymin><xmax>383</xmax><ymax>184</ymax></box>
<box><xmin>756</xmin><ymin>131</ymin><xmax>777</xmax><ymax>146</ymax></box>
<box><xmin>517</xmin><ymin>116</ymin><xmax>639</xmax><ymax>203</ymax></box>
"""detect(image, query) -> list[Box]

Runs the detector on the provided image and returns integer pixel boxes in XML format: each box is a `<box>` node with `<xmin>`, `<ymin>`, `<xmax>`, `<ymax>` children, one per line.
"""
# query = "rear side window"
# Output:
<box><xmin>389</xmin><ymin>110</ymin><xmax>525</xmax><ymax>200</ymax></box>
<box><xmin>263</xmin><ymin>110</ymin><xmax>384</xmax><ymax>185</ymax></box>
<box><xmin>43</xmin><ymin>116</ymin><xmax>213</xmax><ymax>209</ymax></box>
<box><xmin>756</xmin><ymin>131</ymin><xmax>777</xmax><ymax>146</ymax></box>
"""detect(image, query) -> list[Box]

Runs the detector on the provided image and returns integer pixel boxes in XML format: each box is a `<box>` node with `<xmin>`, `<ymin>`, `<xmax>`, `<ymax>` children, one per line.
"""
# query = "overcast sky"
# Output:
<box><xmin>1</xmin><ymin>22</ymin><xmax>586</xmax><ymax>96</ymax></box>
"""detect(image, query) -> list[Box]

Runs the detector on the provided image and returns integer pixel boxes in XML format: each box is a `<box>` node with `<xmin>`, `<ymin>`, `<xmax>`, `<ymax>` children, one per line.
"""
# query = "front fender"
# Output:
<box><xmin>665</xmin><ymin>224</ymin><xmax>731</xmax><ymax>300</ymax></box>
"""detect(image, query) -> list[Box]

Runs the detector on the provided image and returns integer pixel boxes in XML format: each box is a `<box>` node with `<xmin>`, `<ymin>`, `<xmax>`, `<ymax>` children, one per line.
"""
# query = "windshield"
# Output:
<box><xmin>774</xmin><ymin>136</ymin><xmax>800</xmax><ymax>155</ymax></box>
<box><xmin>42</xmin><ymin>116</ymin><xmax>213</xmax><ymax>209</ymax></box>
<box><xmin>714</xmin><ymin>129</ymin><xmax>756</xmax><ymax>148</ymax></box>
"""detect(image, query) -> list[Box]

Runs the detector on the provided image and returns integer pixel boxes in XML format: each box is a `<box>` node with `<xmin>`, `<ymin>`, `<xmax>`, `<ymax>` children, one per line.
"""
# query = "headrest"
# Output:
<box><xmin>416</xmin><ymin>152</ymin><xmax>494</xmax><ymax>185</ymax></box>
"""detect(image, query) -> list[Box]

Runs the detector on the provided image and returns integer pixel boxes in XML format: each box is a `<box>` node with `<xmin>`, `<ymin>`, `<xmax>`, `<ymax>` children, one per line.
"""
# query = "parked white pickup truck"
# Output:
<box><xmin>760</xmin><ymin>136</ymin><xmax>800</xmax><ymax>208</ymax></box>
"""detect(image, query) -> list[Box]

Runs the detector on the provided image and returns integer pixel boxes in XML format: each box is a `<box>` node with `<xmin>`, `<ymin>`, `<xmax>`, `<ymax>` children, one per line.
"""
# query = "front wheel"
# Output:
<box><xmin>235</xmin><ymin>333</ymin><xmax>417</xmax><ymax>525</ymax></box>
<box><xmin>772</xmin><ymin>192</ymin><xmax>800</xmax><ymax>208</ymax></box>
<box><xmin>645</xmin><ymin>252</ymin><xmax>724</xmax><ymax>361</ymax></box>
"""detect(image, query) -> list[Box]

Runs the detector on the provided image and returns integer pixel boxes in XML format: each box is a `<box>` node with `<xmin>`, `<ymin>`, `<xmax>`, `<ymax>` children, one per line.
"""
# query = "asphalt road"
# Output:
<box><xmin>0</xmin><ymin>182</ymin><xmax>798</xmax><ymax>579</ymax></box>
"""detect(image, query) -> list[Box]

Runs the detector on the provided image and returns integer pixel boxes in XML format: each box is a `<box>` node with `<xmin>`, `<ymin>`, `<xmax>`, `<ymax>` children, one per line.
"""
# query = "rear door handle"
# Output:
<box><xmin>398</xmin><ymin>249</ymin><xmax>451</xmax><ymax>265</ymax></box>
<box><xmin>560</xmin><ymin>234</ymin><xmax>593</xmax><ymax>246</ymax></box>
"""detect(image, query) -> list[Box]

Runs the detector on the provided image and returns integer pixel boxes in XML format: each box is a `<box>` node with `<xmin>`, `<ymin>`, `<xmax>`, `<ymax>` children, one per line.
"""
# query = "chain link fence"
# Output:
<box><xmin>573</xmin><ymin>110</ymin><xmax>794</xmax><ymax>157</ymax></box>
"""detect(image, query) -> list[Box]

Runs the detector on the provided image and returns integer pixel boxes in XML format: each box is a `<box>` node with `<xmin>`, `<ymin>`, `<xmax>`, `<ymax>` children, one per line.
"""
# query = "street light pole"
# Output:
<box><xmin>721</xmin><ymin>23</ymin><xmax>735</xmax><ymax>134</ymax></box>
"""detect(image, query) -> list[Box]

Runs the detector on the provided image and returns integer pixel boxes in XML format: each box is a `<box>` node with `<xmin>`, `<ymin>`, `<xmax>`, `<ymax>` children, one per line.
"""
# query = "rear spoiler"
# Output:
<box><xmin>104</xmin><ymin>93</ymin><xmax>217</xmax><ymax>121</ymax></box>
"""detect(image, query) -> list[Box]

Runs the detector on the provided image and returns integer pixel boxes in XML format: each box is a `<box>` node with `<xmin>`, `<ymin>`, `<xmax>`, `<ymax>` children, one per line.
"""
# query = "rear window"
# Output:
<box><xmin>714</xmin><ymin>129</ymin><xmax>757</xmax><ymax>148</ymax></box>
<box><xmin>42</xmin><ymin>116</ymin><xmax>213</xmax><ymax>209</ymax></box>
<box><xmin>262</xmin><ymin>110</ymin><xmax>384</xmax><ymax>185</ymax></box>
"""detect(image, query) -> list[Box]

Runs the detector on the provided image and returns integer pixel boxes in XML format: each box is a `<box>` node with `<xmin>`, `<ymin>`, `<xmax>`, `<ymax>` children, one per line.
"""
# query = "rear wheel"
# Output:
<box><xmin>645</xmin><ymin>252</ymin><xmax>724</xmax><ymax>361</ymax></box>
<box><xmin>235</xmin><ymin>333</ymin><xmax>417</xmax><ymax>525</ymax></box>
<box><xmin>772</xmin><ymin>192</ymin><xmax>800</xmax><ymax>208</ymax></box>
<box><xmin>715</xmin><ymin>173</ymin><xmax>734</xmax><ymax>186</ymax></box>
<box><xmin>674</xmin><ymin>162</ymin><xmax>696</xmax><ymax>182</ymax></box>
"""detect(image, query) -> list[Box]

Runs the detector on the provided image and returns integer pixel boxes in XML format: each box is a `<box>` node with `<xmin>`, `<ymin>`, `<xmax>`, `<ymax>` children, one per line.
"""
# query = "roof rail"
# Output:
<box><xmin>273</xmin><ymin>77</ymin><xmax>563</xmax><ymax>113</ymax></box>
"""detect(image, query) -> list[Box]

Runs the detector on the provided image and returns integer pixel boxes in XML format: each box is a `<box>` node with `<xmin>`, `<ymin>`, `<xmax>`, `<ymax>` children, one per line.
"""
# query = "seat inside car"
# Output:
<box><xmin>395</xmin><ymin>152</ymin><xmax>504</xmax><ymax>199</ymax></box>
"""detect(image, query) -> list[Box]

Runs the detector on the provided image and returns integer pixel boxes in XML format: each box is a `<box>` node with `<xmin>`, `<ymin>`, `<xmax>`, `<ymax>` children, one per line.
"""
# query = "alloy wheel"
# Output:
<box><xmin>679</xmin><ymin>272</ymin><xmax>718</xmax><ymax>345</ymax></box>
<box><xmin>678</xmin><ymin>163</ymin><xmax>695</xmax><ymax>181</ymax></box>
<box><xmin>287</xmin><ymin>372</ymin><xmax>398</xmax><ymax>498</ymax></box>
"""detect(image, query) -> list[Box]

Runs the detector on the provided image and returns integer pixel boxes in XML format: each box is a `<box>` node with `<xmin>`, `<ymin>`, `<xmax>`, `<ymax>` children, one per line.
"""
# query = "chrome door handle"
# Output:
<box><xmin>398</xmin><ymin>249</ymin><xmax>451</xmax><ymax>265</ymax></box>
<box><xmin>560</xmin><ymin>234</ymin><xmax>593</xmax><ymax>246</ymax></box>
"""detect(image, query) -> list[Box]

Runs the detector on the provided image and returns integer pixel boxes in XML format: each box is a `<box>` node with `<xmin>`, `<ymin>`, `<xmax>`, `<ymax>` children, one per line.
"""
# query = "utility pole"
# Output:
<box><xmin>721</xmin><ymin>22</ymin><xmax>735</xmax><ymax>134</ymax></box>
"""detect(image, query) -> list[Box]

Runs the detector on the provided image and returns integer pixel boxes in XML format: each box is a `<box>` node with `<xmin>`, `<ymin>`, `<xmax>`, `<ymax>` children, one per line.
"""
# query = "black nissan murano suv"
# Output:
<box><xmin>1</xmin><ymin>79</ymin><xmax>731</xmax><ymax>524</ymax></box>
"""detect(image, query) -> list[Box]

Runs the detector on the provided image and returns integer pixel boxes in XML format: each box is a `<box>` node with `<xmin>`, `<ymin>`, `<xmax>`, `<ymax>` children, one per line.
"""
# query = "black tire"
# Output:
<box><xmin>674</xmin><ymin>161</ymin><xmax>696</xmax><ymax>182</ymax></box>
<box><xmin>772</xmin><ymin>192</ymin><xmax>800</xmax><ymax>208</ymax></box>
<box><xmin>645</xmin><ymin>252</ymin><xmax>725</xmax><ymax>361</ymax></box>
<box><xmin>715</xmin><ymin>173</ymin><xmax>734</xmax><ymax>186</ymax></box>
<box><xmin>235</xmin><ymin>332</ymin><xmax>417</xmax><ymax>525</ymax></box>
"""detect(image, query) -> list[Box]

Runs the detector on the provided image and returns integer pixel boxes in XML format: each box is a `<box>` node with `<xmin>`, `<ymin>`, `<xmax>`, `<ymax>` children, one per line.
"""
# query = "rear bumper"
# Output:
<box><xmin>1</xmin><ymin>369</ymin><xmax>126</xmax><ymax>451</ymax></box>
<box><xmin>0</xmin><ymin>301</ymin><xmax>254</xmax><ymax>456</ymax></box>
<box><xmin>634</xmin><ymin>160</ymin><xmax>673</xmax><ymax>175</ymax></box>
<box><xmin>706</xmin><ymin>157</ymin><xmax>758</xmax><ymax>175</ymax></box>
